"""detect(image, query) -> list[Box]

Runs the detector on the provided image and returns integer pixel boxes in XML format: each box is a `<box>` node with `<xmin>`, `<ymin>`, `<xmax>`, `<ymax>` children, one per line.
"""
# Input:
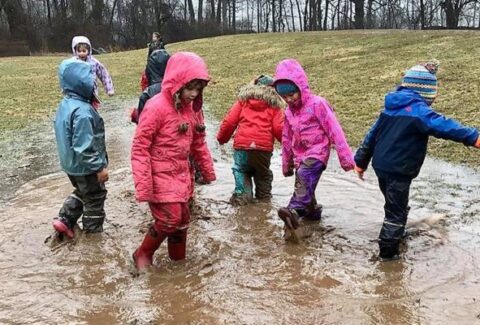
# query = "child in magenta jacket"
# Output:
<box><xmin>217</xmin><ymin>75</ymin><xmax>284</xmax><ymax>205</ymax></box>
<box><xmin>273</xmin><ymin>59</ymin><xmax>355</xmax><ymax>242</ymax></box>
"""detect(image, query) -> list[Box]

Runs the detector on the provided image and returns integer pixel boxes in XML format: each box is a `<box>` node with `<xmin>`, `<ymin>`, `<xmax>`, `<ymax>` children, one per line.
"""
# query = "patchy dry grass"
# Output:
<box><xmin>1</xmin><ymin>30</ymin><xmax>479</xmax><ymax>165</ymax></box>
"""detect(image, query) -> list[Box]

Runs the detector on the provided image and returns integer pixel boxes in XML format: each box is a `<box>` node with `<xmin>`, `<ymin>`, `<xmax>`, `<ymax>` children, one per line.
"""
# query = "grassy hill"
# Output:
<box><xmin>0</xmin><ymin>30</ymin><xmax>479</xmax><ymax>165</ymax></box>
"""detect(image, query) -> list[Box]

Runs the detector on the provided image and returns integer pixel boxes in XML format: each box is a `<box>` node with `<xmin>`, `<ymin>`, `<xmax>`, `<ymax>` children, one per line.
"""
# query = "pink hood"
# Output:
<box><xmin>161</xmin><ymin>51</ymin><xmax>210</xmax><ymax>112</ymax></box>
<box><xmin>274</xmin><ymin>59</ymin><xmax>354</xmax><ymax>173</ymax></box>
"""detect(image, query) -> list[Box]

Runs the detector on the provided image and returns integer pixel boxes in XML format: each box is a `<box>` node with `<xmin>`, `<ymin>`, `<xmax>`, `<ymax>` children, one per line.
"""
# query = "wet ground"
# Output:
<box><xmin>0</xmin><ymin>102</ymin><xmax>479</xmax><ymax>324</ymax></box>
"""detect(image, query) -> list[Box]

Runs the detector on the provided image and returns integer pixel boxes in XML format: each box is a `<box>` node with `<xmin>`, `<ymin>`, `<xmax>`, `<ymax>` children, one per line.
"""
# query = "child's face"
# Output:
<box><xmin>280</xmin><ymin>91</ymin><xmax>301</xmax><ymax>105</ymax></box>
<box><xmin>152</xmin><ymin>34</ymin><xmax>158</xmax><ymax>41</ymax></box>
<box><xmin>180</xmin><ymin>85</ymin><xmax>202</xmax><ymax>104</ymax></box>
<box><xmin>76</xmin><ymin>47</ymin><xmax>89</xmax><ymax>61</ymax></box>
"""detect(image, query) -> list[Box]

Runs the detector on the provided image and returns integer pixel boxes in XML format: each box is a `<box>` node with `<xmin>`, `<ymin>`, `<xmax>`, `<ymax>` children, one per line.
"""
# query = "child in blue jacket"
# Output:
<box><xmin>354</xmin><ymin>61</ymin><xmax>480</xmax><ymax>260</ymax></box>
<box><xmin>52</xmin><ymin>58</ymin><xmax>109</xmax><ymax>238</ymax></box>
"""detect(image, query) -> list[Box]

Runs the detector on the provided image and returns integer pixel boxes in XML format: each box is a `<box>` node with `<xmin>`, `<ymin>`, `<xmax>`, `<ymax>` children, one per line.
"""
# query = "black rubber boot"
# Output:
<box><xmin>378</xmin><ymin>239</ymin><xmax>400</xmax><ymax>261</ymax></box>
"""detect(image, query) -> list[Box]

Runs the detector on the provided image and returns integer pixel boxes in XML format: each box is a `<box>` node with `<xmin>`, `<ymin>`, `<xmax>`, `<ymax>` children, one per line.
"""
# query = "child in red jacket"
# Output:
<box><xmin>131</xmin><ymin>52</ymin><xmax>216</xmax><ymax>271</ymax></box>
<box><xmin>217</xmin><ymin>75</ymin><xmax>284</xmax><ymax>205</ymax></box>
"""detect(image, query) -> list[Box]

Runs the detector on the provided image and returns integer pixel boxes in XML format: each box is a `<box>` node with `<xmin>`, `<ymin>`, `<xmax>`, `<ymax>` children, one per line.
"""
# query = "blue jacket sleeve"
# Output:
<box><xmin>354</xmin><ymin>117</ymin><xmax>382</xmax><ymax>169</ymax></box>
<box><xmin>72</xmin><ymin>112</ymin><xmax>105</xmax><ymax>173</ymax></box>
<box><xmin>418</xmin><ymin>108</ymin><xmax>479</xmax><ymax>146</ymax></box>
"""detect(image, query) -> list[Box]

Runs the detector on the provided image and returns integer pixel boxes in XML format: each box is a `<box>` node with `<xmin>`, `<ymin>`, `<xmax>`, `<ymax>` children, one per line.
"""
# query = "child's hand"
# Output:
<box><xmin>97</xmin><ymin>168</ymin><xmax>109</xmax><ymax>183</ymax></box>
<box><xmin>130</xmin><ymin>107</ymin><xmax>138</xmax><ymax>124</ymax></box>
<box><xmin>475</xmin><ymin>136</ymin><xmax>480</xmax><ymax>148</ymax></box>
<box><xmin>354</xmin><ymin>165</ymin><xmax>365</xmax><ymax>181</ymax></box>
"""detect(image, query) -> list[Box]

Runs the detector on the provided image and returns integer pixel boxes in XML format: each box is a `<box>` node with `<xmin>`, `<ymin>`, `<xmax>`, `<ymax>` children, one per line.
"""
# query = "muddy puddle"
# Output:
<box><xmin>0</xmin><ymin>101</ymin><xmax>479</xmax><ymax>324</ymax></box>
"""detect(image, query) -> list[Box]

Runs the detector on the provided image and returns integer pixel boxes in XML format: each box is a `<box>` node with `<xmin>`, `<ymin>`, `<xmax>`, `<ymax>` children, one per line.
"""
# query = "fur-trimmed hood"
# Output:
<box><xmin>237</xmin><ymin>84</ymin><xmax>286</xmax><ymax>109</ymax></box>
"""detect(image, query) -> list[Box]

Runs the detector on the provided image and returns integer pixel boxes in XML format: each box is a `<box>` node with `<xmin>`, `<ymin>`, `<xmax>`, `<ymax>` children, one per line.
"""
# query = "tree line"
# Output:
<box><xmin>1</xmin><ymin>0</ymin><xmax>479</xmax><ymax>53</ymax></box>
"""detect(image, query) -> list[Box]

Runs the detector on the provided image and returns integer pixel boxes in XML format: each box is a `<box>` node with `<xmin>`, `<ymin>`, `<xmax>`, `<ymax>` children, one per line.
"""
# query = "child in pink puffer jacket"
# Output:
<box><xmin>273</xmin><ymin>59</ymin><xmax>354</xmax><ymax>242</ymax></box>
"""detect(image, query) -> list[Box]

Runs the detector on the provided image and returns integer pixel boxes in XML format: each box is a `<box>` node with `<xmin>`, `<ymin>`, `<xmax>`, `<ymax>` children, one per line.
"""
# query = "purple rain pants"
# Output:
<box><xmin>287</xmin><ymin>158</ymin><xmax>325</xmax><ymax>216</ymax></box>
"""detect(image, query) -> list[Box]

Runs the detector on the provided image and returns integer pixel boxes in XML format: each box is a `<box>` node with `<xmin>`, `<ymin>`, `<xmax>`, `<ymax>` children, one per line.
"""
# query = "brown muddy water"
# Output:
<box><xmin>0</xmin><ymin>101</ymin><xmax>479</xmax><ymax>324</ymax></box>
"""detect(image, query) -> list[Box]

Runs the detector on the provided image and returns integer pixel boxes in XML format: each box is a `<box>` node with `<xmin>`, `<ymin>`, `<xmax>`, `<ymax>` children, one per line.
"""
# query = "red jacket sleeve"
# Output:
<box><xmin>216</xmin><ymin>101</ymin><xmax>242</xmax><ymax>144</ymax></box>
<box><xmin>272</xmin><ymin>108</ymin><xmax>284</xmax><ymax>143</ymax></box>
<box><xmin>131</xmin><ymin>103</ymin><xmax>158</xmax><ymax>201</ymax></box>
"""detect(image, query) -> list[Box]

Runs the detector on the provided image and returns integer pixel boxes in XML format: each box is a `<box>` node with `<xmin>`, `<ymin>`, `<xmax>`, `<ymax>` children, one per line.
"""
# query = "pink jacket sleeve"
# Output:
<box><xmin>131</xmin><ymin>105</ymin><xmax>158</xmax><ymax>202</ymax></box>
<box><xmin>281</xmin><ymin>115</ymin><xmax>294</xmax><ymax>175</ymax></box>
<box><xmin>216</xmin><ymin>101</ymin><xmax>242</xmax><ymax>144</ymax></box>
<box><xmin>272</xmin><ymin>108</ymin><xmax>284</xmax><ymax>143</ymax></box>
<box><xmin>91</xmin><ymin>56</ymin><xmax>115</xmax><ymax>95</ymax></box>
<box><xmin>316</xmin><ymin>99</ymin><xmax>355</xmax><ymax>171</ymax></box>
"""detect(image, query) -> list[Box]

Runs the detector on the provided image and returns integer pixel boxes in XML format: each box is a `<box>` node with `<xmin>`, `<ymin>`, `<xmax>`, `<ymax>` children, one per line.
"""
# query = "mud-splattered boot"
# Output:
<box><xmin>52</xmin><ymin>218</ymin><xmax>75</xmax><ymax>239</ymax></box>
<box><xmin>229</xmin><ymin>193</ymin><xmax>253</xmax><ymax>206</ymax></box>
<box><xmin>378</xmin><ymin>239</ymin><xmax>400</xmax><ymax>261</ymax></box>
<box><xmin>168</xmin><ymin>229</ymin><xmax>187</xmax><ymax>261</ymax></box>
<box><xmin>278</xmin><ymin>208</ymin><xmax>302</xmax><ymax>243</ymax></box>
<box><xmin>133</xmin><ymin>227</ymin><xmax>167</xmax><ymax>270</ymax></box>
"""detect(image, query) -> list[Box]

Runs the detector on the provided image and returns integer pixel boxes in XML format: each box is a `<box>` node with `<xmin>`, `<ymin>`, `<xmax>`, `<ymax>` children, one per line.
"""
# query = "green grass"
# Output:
<box><xmin>1</xmin><ymin>30</ymin><xmax>479</xmax><ymax>165</ymax></box>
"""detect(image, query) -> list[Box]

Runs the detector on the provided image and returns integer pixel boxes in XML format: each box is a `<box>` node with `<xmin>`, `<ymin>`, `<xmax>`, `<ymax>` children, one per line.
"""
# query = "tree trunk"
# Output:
<box><xmin>216</xmin><ymin>0</ymin><xmax>222</xmax><ymax>24</ymax></box>
<box><xmin>352</xmin><ymin>0</ymin><xmax>364</xmax><ymax>28</ymax></box>
<box><xmin>289</xmin><ymin>0</ymin><xmax>296</xmax><ymax>31</ymax></box>
<box><xmin>257</xmin><ymin>0</ymin><xmax>261</xmax><ymax>32</ymax></box>
<box><xmin>303</xmin><ymin>0</ymin><xmax>309</xmax><ymax>30</ymax></box>
<box><xmin>209</xmin><ymin>0</ymin><xmax>215</xmax><ymax>20</ymax></box>
<box><xmin>187</xmin><ymin>0</ymin><xmax>196</xmax><ymax>23</ymax></box>
<box><xmin>296</xmin><ymin>0</ymin><xmax>303</xmax><ymax>30</ymax></box>
<box><xmin>272</xmin><ymin>0</ymin><xmax>277</xmax><ymax>31</ymax></box>
<box><xmin>279</xmin><ymin>0</ymin><xmax>283</xmax><ymax>31</ymax></box>
<box><xmin>45</xmin><ymin>0</ymin><xmax>52</xmax><ymax>28</ymax></box>
<box><xmin>317</xmin><ymin>0</ymin><xmax>323</xmax><ymax>30</ymax></box>
<box><xmin>91</xmin><ymin>0</ymin><xmax>104</xmax><ymax>25</ymax></box>
<box><xmin>198</xmin><ymin>0</ymin><xmax>204</xmax><ymax>22</ymax></box>
<box><xmin>221</xmin><ymin>0</ymin><xmax>227</xmax><ymax>28</ymax></box>
<box><xmin>109</xmin><ymin>0</ymin><xmax>118</xmax><ymax>29</ymax></box>
<box><xmin>232</xmin><ymin>0</ymin><xmax>236</xmax><ymax>31</ymax></box>
<box><xmin>323</xmin><ymin>0</ymin><xmax>329</xmax><ymax>30</ymax></box>
<box><xmin>419</xmin><ymin>0</ymin><xmax>426</xmax><ymax>28</ymax></box>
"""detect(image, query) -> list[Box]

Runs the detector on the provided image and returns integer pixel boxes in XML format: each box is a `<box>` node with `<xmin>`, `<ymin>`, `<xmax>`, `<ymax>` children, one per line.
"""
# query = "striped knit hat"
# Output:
<box><xmin>401</xmin><ymin>60</ymin><xmax>439</xmax><ymax>105</ymax></box>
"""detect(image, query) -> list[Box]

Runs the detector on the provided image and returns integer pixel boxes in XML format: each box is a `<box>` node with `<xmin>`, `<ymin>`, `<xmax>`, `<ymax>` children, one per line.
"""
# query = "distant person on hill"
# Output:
<box><xmin>131</xmin><ymin>52</ymin><xmax>216</xmax><ymax>272</ymax></box>
<box><xmin>147</xmin><ymin>32</ymin><xmax>166</xmax><ymax>57</ymax></box>
<box><xmin>273</xmin><ymin>59</ymin><xmax>355</xmax><ymax>243</ymax></box>
<box><xmin>216</xmin><ymin>74</ymin><xmax>285</xmax><ymax>205</ymax></box>
<box><xmin>52</xmin><ymin>58</ymin><xmax>109</xmax><ymax>239</ymax></box>
<box><xmin>131</xmin><ymin>48</ymin><xmax>170</xmax><ymax>124</ymax></box>
<box><xmin>354</xmin><ymin>60</ymin><xmax>480</xmax><ymax>261</ymax></box>
<box><xmin>71</xmin><ymin>36</ymin><xmax>115</xmax><ymax>103</ymax></box>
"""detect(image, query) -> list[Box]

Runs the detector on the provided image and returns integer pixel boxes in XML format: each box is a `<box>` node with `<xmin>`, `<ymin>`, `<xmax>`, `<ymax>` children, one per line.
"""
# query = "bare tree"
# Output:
<box><xmin>351</xmin><ymin>0</ymin><xmax>365</xmax><ymax>28</ymax></box>
<box><xmin>440</xmin><ymin>0</ymin><xmax>478</xmax><ymax>28</ymax></box>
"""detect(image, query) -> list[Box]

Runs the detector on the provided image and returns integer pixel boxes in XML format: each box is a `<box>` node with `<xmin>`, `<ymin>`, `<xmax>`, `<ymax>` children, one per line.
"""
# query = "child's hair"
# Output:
<box><xmin>152</xmin><ymin>32</ymin><xmax>161</xmax><ymax>38</ymax></box>
<box><xmin>76</xmin><ymin>43</ymin><xmax>90</xmax><ymax>52</ymax></box>
<box><xmin>184</xmin><ymin>79</ymin><xmax>208</xmax><ymax>90</ymax></box>
<box><xmin>174</xmin><ymin>79</ymin><xmax>209</xmax><ymax>109</ymax></box>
